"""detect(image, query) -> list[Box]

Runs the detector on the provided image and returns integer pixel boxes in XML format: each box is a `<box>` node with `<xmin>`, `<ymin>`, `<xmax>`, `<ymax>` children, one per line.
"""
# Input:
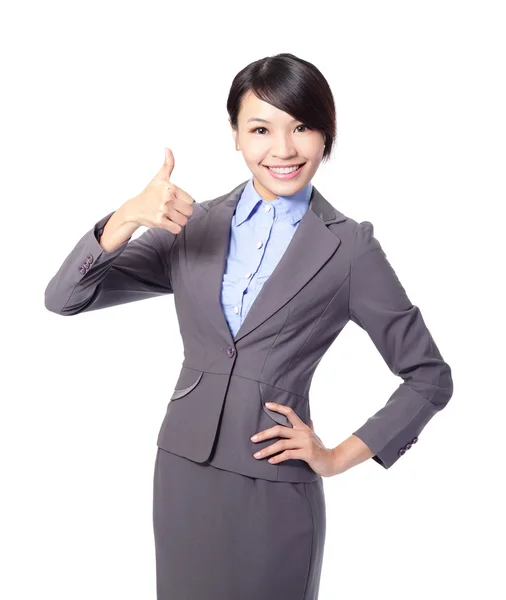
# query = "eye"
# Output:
<box><xmin>251</xmin><ymin>124</ymin><xmax>311</xmax><ymax>135</ymax></box>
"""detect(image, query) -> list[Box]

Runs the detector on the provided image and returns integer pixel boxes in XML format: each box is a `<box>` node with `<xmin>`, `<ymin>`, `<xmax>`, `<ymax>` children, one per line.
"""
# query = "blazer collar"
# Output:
<box><xmin>184</xmin><ymin>179</ymin><xmax>347</xmax><ymax>346</ymax></box>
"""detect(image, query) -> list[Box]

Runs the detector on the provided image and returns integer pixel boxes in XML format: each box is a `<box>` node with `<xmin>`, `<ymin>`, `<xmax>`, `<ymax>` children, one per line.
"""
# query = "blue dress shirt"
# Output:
<box><xmin>220</xmin><ymin>176</ymin><xmax>313</xmax><ymax>337</ymax></box>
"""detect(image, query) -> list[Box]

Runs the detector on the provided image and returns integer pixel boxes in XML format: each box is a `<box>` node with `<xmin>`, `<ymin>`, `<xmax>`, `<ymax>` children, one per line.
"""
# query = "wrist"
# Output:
<box><xmin>118</xmin><ymin>196</ymin><xmax>142</xmax><ymax>226</ymax></box>
<box><xmin>98</xmin><ymin>200</ymin><xmax>140</xmax><ymax>253</ymax></box>
<box><xmin>331</xmin><ymin>435</ymin><xmax>376</xmax><ymax>475</ymax></box>
<box><xmin>330</xmin><ymin>446</ymin><xmax>346</xmax><ymax>476</ymax></box>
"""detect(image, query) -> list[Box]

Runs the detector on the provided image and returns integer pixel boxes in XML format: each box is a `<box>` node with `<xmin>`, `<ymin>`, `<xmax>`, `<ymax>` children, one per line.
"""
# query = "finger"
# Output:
<box><xmin>157</xmin><ymin>147</ymin><xmax>175</xmax><ymax>182</ymax></box>
<box><xmin>264</xmin><ymin>402</ymin><xmax>305</xmax><ymax>428</ymax></box>
<box><xmin>163</xmin><ymin>204</ymin><xmax>189</xmax><ymax>227</ymax></box>
<box><xmin>158</xmin><ymin>218</ymin><xmax>182</xmax><ymax>235</ymax></box>
<box><xmin>175</xmin><ymin>185</ymin><xmax>195</xmax><ymax>207</ymax></box>
<box><xmin>268</xmin><ymin>448</ymin><xmax>305</xmax><ymax>464</ymax></box>
<box><xmin>254</xmin><ymin>439</ymin><xmax>298</xmax><ymax>459</ymax></box>
<box><xmin>251</xmin><ymin>424</ymin><xmax>293</xmax><ymax>442</ymax></box>
<box><xmin>170</xmin><ymin>188</ymin><xmax>194</xmax><ymax>217</ymax></box>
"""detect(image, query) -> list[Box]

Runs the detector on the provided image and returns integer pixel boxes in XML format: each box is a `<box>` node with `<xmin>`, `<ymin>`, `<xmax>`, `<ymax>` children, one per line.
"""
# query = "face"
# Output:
<box><xmin>230</xmin><ymin>90</ymin><xmax>326</xmax><ymax>201</ymax></box>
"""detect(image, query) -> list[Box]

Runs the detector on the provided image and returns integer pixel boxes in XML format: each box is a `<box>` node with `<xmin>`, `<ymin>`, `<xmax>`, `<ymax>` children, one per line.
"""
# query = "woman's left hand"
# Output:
<box><xmin>251</xmin><ymin>402</ymin><xmax>340</xmax><ymax>478</ymax></box>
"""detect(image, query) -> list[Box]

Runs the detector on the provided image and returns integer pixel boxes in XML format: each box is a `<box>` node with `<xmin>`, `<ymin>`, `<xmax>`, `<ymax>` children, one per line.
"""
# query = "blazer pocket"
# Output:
<box><xmin>259</xmin><ymin>381</ymin><xmax>309</xmax><ymax>428</ymax></box>
<box><xmin>170</xmin><ymin>367</ymin><xmax>204</xmax><ymax>401</ymax></box>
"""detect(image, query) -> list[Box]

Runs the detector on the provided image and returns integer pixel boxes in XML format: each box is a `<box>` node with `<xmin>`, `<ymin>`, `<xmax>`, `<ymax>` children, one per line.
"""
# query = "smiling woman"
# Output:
<box><xmin>227</xmin><ymin>53</ymin><xmax>336</xmax><ymax>201</ymax></box>
<box><xmin>45</xmin><ymin>51</ymin><xmax>453</xmax><ymax>600</ymax></box>
<box><xmin>151</xmin><ymin>52</ymin><xmax>342</xmax><ymax>600</ymax></box>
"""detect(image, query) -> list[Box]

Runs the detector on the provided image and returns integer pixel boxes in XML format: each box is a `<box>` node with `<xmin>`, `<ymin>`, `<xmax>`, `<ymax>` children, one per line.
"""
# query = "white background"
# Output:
<box><xmin>1</xmin><ymin>1</ymin><xmax>504</xmax><ymax>598</ymax></box>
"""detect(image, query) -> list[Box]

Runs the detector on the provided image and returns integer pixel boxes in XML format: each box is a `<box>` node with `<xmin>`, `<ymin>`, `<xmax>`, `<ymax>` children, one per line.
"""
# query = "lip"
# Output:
<box><xmin>264</xmin><ymin>162</ymin><xmax>306</xmax><ymax>180</ymax></box>
<box><xmin>264</xmin><ymin>162</ymin><xmax>306</xmax><ymax>168</ymax></box>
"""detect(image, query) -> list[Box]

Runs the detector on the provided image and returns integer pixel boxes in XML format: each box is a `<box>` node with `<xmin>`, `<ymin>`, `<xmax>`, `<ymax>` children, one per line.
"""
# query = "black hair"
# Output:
<box><xmin>227</xmin><ymin>53</ymin><xmax>337</xmax><ymax>163</ymax></box>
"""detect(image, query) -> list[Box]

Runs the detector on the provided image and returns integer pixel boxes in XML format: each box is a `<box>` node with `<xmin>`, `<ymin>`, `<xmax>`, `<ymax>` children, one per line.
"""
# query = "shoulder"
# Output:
<box><xmin>323</xmin><ymin>201</ymin><xmax>376</xmax><ymax>253</ymax></box>
<box><xmin>351</xmin><ymin>221</ymin><xmax>379</xmax><ymax>257</ymax></box>
<box><xmin>311</xmin><ymin>188</ymin><xmax>374</xmax><ymax>246</ymax></box>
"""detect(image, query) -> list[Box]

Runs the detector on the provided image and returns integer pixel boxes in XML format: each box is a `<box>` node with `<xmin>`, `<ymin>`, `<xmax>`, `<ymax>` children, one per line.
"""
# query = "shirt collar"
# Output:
<box><xmin>233</xmin><ymin>176</ymin><xmax>313</xmax><ymax>227</ymax></box>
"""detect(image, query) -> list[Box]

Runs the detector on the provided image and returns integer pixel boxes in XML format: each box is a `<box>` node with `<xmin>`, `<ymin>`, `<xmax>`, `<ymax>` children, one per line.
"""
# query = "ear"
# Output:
<box><xmin>229</xmin><ymin>119</ymin><xmax>240</xmax><ymax>151</ymax></box>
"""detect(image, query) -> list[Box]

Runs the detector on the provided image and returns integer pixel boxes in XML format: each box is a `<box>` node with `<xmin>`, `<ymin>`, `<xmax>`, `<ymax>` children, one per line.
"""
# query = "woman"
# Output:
<box><xmin>45</xmin><ymin>53</ymin><xmax>453</xmax><ymax>599</ymax></box>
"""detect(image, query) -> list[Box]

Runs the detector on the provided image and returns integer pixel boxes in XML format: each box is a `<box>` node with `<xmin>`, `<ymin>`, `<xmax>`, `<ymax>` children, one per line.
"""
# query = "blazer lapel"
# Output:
<box><xmin>183</xmin><ymin>181</ymin><xmax>246</xmax><ymax>348</ymax></box>
<box><xmin>185</xmin><ymin>180</ymin><xmax>347</xmax><ymax>347</ymax></box>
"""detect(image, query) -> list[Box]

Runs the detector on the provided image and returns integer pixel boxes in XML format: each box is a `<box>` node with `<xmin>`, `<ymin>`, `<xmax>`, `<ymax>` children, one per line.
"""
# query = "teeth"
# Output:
<box><xmin>268</xmin><ymin>165</ymin><xmax>301</xmax><ymax>174</ymax></box>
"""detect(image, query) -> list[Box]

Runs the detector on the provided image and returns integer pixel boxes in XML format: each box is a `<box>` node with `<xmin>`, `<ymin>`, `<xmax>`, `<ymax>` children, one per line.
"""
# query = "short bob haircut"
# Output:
<box><xmin>227</xmin><ymin>53</ymin><xmax>337</xmax><ymax>163</ymax></box>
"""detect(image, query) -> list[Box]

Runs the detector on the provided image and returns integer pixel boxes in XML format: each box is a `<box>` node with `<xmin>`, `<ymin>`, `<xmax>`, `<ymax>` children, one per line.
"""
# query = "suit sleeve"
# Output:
<box><xmin>349</xmin><ymin>221</ymin><xmax>453</xmax><ymax>469</ymax></box>
<box><xmin>44</xmin><ymin>211</ymin><xmax>178</xmax><ymax>315</ymax></box>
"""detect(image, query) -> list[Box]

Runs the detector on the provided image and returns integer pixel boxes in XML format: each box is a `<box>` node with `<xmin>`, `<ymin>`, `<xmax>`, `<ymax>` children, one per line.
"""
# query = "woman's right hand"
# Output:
<box><xmin>128</xmin><ymin>148</ymin><xmax>195</xmax><ymax>234</ymax></box>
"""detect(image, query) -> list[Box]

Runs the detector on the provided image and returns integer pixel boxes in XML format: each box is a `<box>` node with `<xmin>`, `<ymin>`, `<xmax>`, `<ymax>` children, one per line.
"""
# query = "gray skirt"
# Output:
<box><xmin>153</xmin><ymin>447</ymin><xmax>326</xmax><ymax>600</ymax></box>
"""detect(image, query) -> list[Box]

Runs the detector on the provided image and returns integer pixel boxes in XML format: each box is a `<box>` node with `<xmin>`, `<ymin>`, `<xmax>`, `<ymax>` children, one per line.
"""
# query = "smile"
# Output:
<box><xmin>264</xmin><ymin>163</ymin><xmax>306</xmax><ymax>180</ymax></box>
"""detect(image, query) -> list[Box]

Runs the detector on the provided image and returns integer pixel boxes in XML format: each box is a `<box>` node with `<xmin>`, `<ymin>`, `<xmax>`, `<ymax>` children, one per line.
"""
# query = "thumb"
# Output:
<box><xmin>158</xmin><ymin>147</ymin><xmax>175</xmax><ymax>181</ymax></box>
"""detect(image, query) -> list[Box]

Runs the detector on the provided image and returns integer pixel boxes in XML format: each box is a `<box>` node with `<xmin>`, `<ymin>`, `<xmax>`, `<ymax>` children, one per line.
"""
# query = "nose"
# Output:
<box><xmin>271</xmin><ymin>134</ymin><xmax>297</xmax><ymax>159</ymax></box>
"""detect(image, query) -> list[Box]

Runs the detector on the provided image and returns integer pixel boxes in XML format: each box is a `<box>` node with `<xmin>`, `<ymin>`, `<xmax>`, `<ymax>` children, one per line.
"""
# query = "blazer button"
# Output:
<box><xmin>226</xmin><ymin>346</ymin><xmax>235</xmax><ymax>358</ymax></box>
<box><xmin>406</xmin><ymin>443</ymin><xmax>412</xmax><ymax>450</ymax></box>
<box><xmin>79</xmin><ymin>265</ymin><xmax>86</xmax><ymax>275</ymax></box>
<box><xmin>398</xmin><ymin>447</ymin><xmax>406</xmax><ymax>456</ymax></box>
<box><xmin>412</xmin><ymin>437</ymin><xmax>418</xmax><ymax>444</ymax></box>
<box><xmin>87</xmin><ymin>254</ymin><xmax>93</xmax><ymax>263</ymax></box>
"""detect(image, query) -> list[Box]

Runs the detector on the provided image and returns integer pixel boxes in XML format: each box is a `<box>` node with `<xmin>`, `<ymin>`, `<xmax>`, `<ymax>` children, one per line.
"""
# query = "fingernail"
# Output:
<box><xmin>251</xmin><ymin>435</ymin><xmax>258</xmax><ymax>441</ymax></box>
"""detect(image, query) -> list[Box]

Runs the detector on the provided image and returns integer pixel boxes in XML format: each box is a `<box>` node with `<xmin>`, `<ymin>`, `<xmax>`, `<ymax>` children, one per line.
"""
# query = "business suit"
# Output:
<box><xmin>45</xmin><ymin>178</ymin><xmax>453</xmax><ymax>598</ymax></box>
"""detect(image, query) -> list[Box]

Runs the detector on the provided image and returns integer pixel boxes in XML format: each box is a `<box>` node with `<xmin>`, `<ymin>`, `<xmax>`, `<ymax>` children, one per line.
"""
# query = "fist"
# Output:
<box><xmin>130</xmin><ymin>148</ymin><xmax>195</xmax><ymax>234</ymax></box>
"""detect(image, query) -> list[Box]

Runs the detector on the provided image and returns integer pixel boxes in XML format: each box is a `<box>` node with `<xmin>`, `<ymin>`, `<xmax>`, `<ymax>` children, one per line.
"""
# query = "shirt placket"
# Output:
<box><xmin>238</xmin><ymin>201</ymin><xmax>275</xmax><ymax>321</ymax></box>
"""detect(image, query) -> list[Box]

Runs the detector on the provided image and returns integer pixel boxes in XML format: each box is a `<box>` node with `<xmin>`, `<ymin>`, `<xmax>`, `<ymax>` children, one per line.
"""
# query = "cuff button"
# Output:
<box><xmin>398</xmin><ymin>447</ymin><xmax>406</xmax><ymax>456</ymax></box>
<box><xmin>412</xmin><ymin>437</ymin><xmax>418</xmax><ymax>444</ymax></box>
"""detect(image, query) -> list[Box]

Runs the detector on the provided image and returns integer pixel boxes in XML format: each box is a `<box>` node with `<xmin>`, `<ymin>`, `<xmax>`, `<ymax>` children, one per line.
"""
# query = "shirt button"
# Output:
<box><xmin>233</xmin><ymin>306</ymin><xmax>239</xmax><ymax>314</ymax></box>
<box><xmin>226</xmin><ymin>347</ymin><xmax>235</xmax><ymax>358</ymax></box>
<box><xmin>264</xmin><ymin>204</ymin><xmax>272</xmax><ymax>212</ymax></box>
<box><xmin>245</xmin><ymin>272</ymin><xmax>252</xmax><ymax>278</ymax></box>
<box><xmin>256</xmin><ymin>241</ymin><xmax>263</xmax><ymax>249</ymax></box>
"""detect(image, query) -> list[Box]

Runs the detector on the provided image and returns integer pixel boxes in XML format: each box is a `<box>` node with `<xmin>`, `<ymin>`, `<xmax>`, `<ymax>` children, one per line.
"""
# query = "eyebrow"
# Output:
<box><xmin>247</xmin><ymin>117</ymin><xmax>299</xmax><ymax>124</ymax></box>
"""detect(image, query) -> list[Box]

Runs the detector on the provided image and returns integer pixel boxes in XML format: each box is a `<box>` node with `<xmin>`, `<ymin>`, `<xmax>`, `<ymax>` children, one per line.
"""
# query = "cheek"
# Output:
<box><xmin>305</xmin><ymin>136</ymin><xmax>325</xmax><ymax>154</ymax></box>
<box><xmin>243</xmin><ymin>150</ymin><xmax>265</xmax><ymax>165</ymax></box>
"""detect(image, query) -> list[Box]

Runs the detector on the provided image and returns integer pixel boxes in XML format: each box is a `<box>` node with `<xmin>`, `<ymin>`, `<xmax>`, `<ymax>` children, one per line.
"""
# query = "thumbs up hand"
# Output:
<box><xmin>130</xmin><ymin>148</ymin><xmax>195</xmax><ymax>233</ymax></box>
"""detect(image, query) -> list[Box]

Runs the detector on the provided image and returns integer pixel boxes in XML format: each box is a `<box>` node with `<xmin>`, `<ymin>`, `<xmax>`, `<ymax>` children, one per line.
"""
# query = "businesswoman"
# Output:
<box><xmin>45</xmin><ymin>53</ymin><xmax>453</xmax><ymax>599</ymax></box>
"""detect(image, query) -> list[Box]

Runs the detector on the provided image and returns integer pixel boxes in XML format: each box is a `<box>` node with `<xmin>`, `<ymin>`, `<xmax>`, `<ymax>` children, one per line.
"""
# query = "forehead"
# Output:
<box><xmin>239</xmin><ymin>90</ymin><xmax>296</xmax><ymax>123</ymax></box>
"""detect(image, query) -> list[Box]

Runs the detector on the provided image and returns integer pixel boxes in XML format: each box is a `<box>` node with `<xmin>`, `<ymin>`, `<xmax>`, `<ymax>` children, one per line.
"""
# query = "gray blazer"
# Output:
<box><xmin>45</xmin><ymin>179</ymin><xmax>453</xmax><ymax>482</ymax></box>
